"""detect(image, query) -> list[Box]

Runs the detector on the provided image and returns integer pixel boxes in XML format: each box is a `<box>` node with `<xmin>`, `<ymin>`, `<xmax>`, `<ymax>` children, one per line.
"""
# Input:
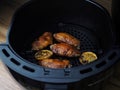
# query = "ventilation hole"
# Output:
<box><xmin>96</xmin><ymin>61</ymin><xmax>106</xmax><ymax>68</ymax></box>
<box><xmin>10</xmin><ymin>58</ymin><xmax>21</xmax><ymax>66</ymax></box>
<box><xmin>23</xmin><ymin>66</ymin><xmax>35</xmax><ymax>72</ymax></box>
<box><xmin>80</xmin><ymin>68</ymin><xmax>92</xmax><ymax>74</ymax></box>
<box><xmin>2</xmin><ymin>49</ymin><xmax>10</xmax><ymax>57</ymax></box>
<box><xmin>108</xmin><ymin>52</ymin><xmax>117</xmax><ymax>60</ymax></box>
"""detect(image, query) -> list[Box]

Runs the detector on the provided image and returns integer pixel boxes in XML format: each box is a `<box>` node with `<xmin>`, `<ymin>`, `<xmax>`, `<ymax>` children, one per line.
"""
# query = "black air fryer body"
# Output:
<box><xmin>112</xmin><ymin>0</ymin><xmax>120</xmax><ymax>45</ymax></box>
<box><xmin>0</xmin><ymin>0</ymin><xmax>120</xmax><ymax>90</ymax></box>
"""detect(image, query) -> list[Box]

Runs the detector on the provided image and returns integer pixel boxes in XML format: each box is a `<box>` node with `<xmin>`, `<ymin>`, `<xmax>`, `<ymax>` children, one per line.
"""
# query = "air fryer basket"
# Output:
<box><xmin>0</xmin><ymin>0</ymin><xmax>120</xmax><ymax>90</ymax></box>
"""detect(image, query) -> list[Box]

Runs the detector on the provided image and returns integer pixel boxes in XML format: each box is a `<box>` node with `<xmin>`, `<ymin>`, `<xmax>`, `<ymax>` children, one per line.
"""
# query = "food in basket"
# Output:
<box><xmin>35</xmin><ymin>50</ymin><xmax>53</xmax><ymax>60</ymax></box>
<box><xmin>32</xmin><ymin>31</ymin><xmax>98</xmax><ymax>68</ymax></box>
<box><xmin>50</xmin><ymin>43</ymin><xmax>80</xmax><ymax>57</ymax></box>
<box><xmin>79</xmin><ymin>51</ymin><xmax>98</xmax><ymax>64</ymax></box>
<box><xmin>32</xmin><ymin>32</ymin><xmax>53</xmax><ymax>50</ymax></box>
<box><xmin>39</xmin><ymin>59</ymin><xmax>70</xmax><ymax>69</ymax></box>
<box><xmin>53</xmin><ymin>32</ymin><xmax>80</xmax><ymax>49</ymax></box>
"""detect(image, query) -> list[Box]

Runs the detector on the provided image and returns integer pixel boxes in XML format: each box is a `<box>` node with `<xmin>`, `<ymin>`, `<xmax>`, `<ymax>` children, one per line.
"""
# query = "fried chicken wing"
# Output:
<box><xmin>40</xmin><ymin>59</ymin><xmax>70</xmax><ymax>69</ymax></box>
<box><xmin>53</xmin><ymin>32</ymin><xmax>80</xmax><ymax>49</ymax></box>
<box><xmin>50</xmin><ymin>43</ymin><xmax>80</xmax><ymax>57</ymax></box>
<box><xmin>32</xmin><ymin>32</ymin><xmax>53</xmax><ymax>50</ymax></box>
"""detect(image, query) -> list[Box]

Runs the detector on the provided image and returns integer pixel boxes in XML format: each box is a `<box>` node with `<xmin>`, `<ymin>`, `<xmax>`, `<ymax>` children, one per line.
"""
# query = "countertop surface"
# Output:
<box><xmin>1</xmin><ymin>0</ymin><xmax>120</xmax><ymax>90</ymax></box>
<box><xmin>0</xmin><ymin>1</ymin><xmax>27</xmax><ymax>90</ymax></box>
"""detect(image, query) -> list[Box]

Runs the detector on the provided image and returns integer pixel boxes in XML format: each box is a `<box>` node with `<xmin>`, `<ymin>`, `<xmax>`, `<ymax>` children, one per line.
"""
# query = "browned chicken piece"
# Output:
<box><xmin>32</xmin><ymin>32</ymin><xmax>53</xmax><ymax>50</ymax></box>
<box><xmin>53</xmin><ymin>32</ymin><xmax>80</xmax><ymax>49</ymax></box>
<box><xmin>40</xmin><ymin>59</ymin><xmax>70</xmax><ymax>69</ymax></box>
<box><xmin>50</xmin><ymin>43</ymin><xmax>80</xmax><ymax>57</ymax></box>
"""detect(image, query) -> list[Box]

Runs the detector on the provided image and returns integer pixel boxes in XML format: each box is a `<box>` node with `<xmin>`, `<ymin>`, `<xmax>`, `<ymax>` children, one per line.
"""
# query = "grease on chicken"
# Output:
<box><xmin>50</xmin><ymin>43</ymin><xmax>80</xmax><ymax>57</ymax></box>
<box><xmin>53</xmin><ymin>32</ymin><xmax>80</xmax><ymax>49</ymax></box>
<box><xmin>32</xmin><ymin>32</ymin><xmax>53</xmax><ymax>50</ymax></box>
<box><xmin>40</xmin><ymin>59</ymin><xmax>70</xmax><ymax>69</ymax></box>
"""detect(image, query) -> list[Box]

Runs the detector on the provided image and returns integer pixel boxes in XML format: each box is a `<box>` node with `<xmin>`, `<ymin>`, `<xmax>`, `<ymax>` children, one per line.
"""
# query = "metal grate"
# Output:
<box><xmin>21</xmin><ymin>24</ymin><xmax>102</xmax><ymax>67</ymax></box>
<box><xmin>58</xmin><ymin>23</ymin><xmax>100</xmax><ymax>52</ymax></box>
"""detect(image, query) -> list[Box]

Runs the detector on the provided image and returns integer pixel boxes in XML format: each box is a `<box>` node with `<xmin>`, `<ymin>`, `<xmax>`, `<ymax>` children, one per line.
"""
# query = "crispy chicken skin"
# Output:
<box><xmin>53</xmin><ymin>32</ymin><xmax>80</xmax><ymax>49</ymax></box>
<box><xmin>50</xmin><ymin>43</ymin><xmax>80</xmax><ymax>57</ymax></box>
<box><xmin>32</xmin><ymin>32</ymin><xmax>53</xmax><ymax>50</ymax></box>
<box><xmin>40</xmin><ymin>59</ymin><xmax>70</xmax><ymax>69</ymax></box>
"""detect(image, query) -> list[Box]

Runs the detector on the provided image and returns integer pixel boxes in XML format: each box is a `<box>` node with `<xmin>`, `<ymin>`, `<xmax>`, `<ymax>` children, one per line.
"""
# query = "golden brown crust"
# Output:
<box><xmin>40</xmin><ymin>59</ymin><xmax>70</xmax><ymax>69</ymax></box>
<box><xmin>50</xmin><ymin>43</ymin><xmax>80</xmax><ymax>57</ymax></box>
<box><xmin>54</xmin><ymin>32</ymin><xmax>80</xmax><ymax>49</ymax></box>
<box><xmin>32</xmin><ymin>32</ymin><xmax>53</xmax><ymax>50</ymax></box>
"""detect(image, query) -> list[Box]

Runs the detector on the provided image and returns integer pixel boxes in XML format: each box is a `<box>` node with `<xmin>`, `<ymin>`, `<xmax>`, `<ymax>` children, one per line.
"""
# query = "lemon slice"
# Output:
<box><xmin>35</xmin><ymin>50</ymin><xmax>53</xmax><ymax>60</ymax></box>
<box><xmin>79</xmin><ymin>52</ymin><xmax>98</xmax><ymax>64</ymax></box>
